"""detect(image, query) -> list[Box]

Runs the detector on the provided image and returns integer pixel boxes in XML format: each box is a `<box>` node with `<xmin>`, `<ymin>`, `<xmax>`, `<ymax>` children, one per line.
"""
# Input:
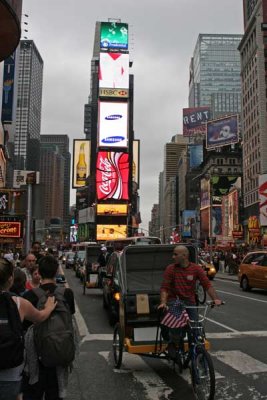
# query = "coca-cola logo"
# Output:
<box><xmin>98</xmin><ymin>157</ymin><xmax>112</xmax><ymax>195</ymax></box>
<box><xmin>105</xmin><ymin>114</ymin><xmax>122</xmax><ymax>120</ymax></box>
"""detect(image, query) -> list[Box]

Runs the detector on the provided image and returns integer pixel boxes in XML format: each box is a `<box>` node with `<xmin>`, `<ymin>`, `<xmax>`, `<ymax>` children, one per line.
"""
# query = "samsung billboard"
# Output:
<box><xmin>98</xmin><ymin>101</ymin><xmax>128</xmax><ymax>148</ymax></box>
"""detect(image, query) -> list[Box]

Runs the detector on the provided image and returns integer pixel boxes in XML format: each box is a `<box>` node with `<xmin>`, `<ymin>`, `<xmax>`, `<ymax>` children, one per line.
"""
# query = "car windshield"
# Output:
<box><xmin>77</xmin><ymin>251</ymin><xmax>86</xmax><ymax>259</ymax></box>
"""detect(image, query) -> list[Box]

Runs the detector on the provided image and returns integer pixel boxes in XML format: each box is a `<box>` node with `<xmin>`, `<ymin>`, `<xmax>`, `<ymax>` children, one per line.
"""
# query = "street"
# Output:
<box><xmin>64</xmin><ymin>269</ymin><xmax>267</xmax><ymax>400</ymax></box>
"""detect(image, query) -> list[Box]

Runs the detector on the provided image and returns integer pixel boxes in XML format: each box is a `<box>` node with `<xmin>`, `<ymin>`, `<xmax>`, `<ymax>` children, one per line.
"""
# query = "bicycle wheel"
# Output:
<box><xmin>191</xmin><ymin>347</ymin><xmax>215</xmax><ymax>400</ymax></box>
<box><xmin>113</xmin><ymin>323</ymin><xmax>124</xmax><ymax>369</ymax></box>
<box><xmin>196</xmin><ymin>283</ymin><xmax>206</xmax><ymax>305</ymax></box>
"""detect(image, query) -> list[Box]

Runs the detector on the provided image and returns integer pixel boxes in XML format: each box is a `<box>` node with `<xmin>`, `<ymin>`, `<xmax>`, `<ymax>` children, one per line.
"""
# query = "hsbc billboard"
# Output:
<box><xmin>96</xmin><ymin>152</ymin><xmax>129</xmax><ymax>200</ymax></box>
<box><xmin>98</xmin><ymin>101</ymin><xmax>128</xmax><ymax>148</ymax></box>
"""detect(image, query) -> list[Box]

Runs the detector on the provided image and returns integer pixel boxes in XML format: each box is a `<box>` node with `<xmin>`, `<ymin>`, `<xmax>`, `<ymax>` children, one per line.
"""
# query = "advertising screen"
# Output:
<box><xmin>211</xmin><ymin>206</ymin><xmax>222</xmax><ymax>237</ymax></box>
<box><xmin>200</xmin><ymin>178</ymin><xmax>210</xmax><ymax>209</ymax></box>
<box><xmin>98</xmin><ymin>101</ymin><xmax>128</xmax><ymax>148</ymax></box>
<box><xmin>133</xmin><ymin>140</ymin><xmax>140</xmax><ymax>186</ymax></box>
<box><xmin>96</xmin><ymin>224</ymin><xmax>127</xmax><ymax>241</ymax></box>
<box><xmin>0</xmin><ymin>221</ymin><xmax>21</xmax><ymax>238</ymax></box>
<box><xmin>189</xmin><ymin>144</ymin><xmax>203</xmax><ymax>168</ymax></box>
<box><xmin>70</xmin><ymin>225</ymin><xmax>78</xmax><ymax>243</ymax></box>
<box><xmin>72</xmin><ymin>140</ymin><xmax>90</xmax><ymax>188</ymax></box>
<box><xmin>182</xmin><ymin>210</ymin><xmax>197</xmax><ymax>238</ymax></box>
<box><xmin>206</xmin><ymin>115</ymin><xmax>239</xmax><ymax>149</ymax></box>
<box><xmin>100</xmin><ymin>22</ymin><xmax>128</xmax><ymax>50</ymax></box>
<box><xmin>97</xmin><ymin>204</ymin><xmax>128</xmax><ymax>216</ymax></box>
<box><xmin>259</xmin><ymin>174</ymin><xmax>267</xmax><ymax>226</ymax></box>
<box><xmin>99</xmin><ymin>53</ymin><xmax>129</xmax><ymax>89</ymax></box>
<box><xmin>183</xmin><ymin>107</ymin><xmax>210</xmax><ymax>137</ymax></box>
<box><xmin>200</xmin><ymin>208</ymin><xmax>209</xmax><ymax>238</ymax></box>
<box><xmin>2</xmin><ymin>52</ymin><xmax>16</xmax><ymax>123</ymax></box>
<box><xmin>96</xmin><ymin>151</ymin><xmax>129</xmax><ymax>201</ymax></box>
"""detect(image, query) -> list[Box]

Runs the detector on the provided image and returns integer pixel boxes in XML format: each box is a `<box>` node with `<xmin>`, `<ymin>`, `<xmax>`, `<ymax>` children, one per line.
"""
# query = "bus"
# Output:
<box><xmin>105</xmin><ymin>236</ymin><xmax>161</xmax><ymax>250</ymax></box>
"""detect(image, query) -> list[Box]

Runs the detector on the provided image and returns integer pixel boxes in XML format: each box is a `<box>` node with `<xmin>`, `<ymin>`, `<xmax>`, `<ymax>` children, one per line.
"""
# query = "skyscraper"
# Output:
<box><xmin>14</xmin><ymin>40</ymin><xmax>43</xmax><ymax>171</ymax></box>
<box><xmin>239</xmin><ymin>0</ymin><xmax>267</xmax><ymax>239</ymax></box>
<box><xmin>189</xmin><ymin>34</ymin><xmax>242</xmax><ymax>116</ymax></box>
<box><xmin>41</xmin><ymin>135</ymin><xmax>71</xmax><ymax>236</ymax></box>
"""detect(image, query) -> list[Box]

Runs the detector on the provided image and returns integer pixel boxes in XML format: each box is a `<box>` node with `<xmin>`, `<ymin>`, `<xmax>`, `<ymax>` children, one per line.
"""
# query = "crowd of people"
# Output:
<box><xmin>0</xmin><ymin>241</ymin><xmax>76</xmax><ymax>400</ymax></box>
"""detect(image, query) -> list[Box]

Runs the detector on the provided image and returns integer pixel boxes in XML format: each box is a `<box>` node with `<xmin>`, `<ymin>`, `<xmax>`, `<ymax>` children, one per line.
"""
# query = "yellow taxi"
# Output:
<box><xmin>198</xmin><ymin>258</ymin><xmax>217</xmax><ymax>280</ymax></box>
<box><xmin>238</xmin><ymin>251</ymin><xmax>267</xmax><ymax>291</ymax></box>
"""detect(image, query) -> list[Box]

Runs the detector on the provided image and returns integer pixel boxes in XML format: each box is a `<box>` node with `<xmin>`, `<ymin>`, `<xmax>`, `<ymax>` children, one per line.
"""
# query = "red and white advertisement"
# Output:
<box><xmin>96</xmin><ymin>151</ymin><xmax>129</xmax><ymax>200</ymax></box>
<box><xmin>259</xmin><ymin>174</ymin><xmax>267</xmax><ymax>226</ymax></box>
<box><xmin>0</xmin><ymin>222</ymin><xmax>21</xmax><ymax>238</ymax></box>
<box><xmin>99</xmin><ymin>53</ymin><xmax>129</xmax><ymax>89</ymax></box>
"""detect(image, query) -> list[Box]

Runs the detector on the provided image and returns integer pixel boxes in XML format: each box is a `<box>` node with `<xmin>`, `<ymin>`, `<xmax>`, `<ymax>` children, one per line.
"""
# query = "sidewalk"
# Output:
<box><xmin>216</xmin><ymin>271</ymin><xmax>238</xmax><ymax>282</ymax></box>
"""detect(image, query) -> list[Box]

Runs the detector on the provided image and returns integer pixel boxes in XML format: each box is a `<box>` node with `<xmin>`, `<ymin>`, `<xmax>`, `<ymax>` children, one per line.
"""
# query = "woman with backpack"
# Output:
<box><xmin>0</xmin><ymin>258</ymin><xmax>57</xmax><ymax>400</ymax></box>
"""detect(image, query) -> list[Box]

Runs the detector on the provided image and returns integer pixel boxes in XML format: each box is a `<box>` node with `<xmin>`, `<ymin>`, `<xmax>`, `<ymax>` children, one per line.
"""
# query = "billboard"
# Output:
<box><xmin>99</xmin><ymin>88</ymin><xmax>128</xmax><ymax>98</ymax></box>
<box><xmin>96</xmin><ymin>224</ymin><xmax>127</xmax><ymax>241</ymax></box>
<box><xmin>96</xmin><ymin>151</ymin><xmax>129</xmax><ymax>200</ymax></box>
<box><xmin>183</xmin><ymin>107</ymin><xmax>210</xmax><ymax>137</ymax></box>
<box><xmin>13</xmin><ymin>170</ymin><xmax>40</xmax><ymax>188</ymax></box>
<box><xmin>99</xmin><ymin>53</ymin><xmax>129</xmax><ymax>89</ymax></box>
<box><xmin>189</xmin><ymin>144</ymin><xmax>203</xmax><ymax>168</ymax></box>
<box><xmin>259</xmin><ymin>174</ymin><xmax>267</xmax><ymax>226</ymax></box>
<box><xmin>200</xmin><ymin>208</ymin><xmax>209</xmax><ymax>238</ymax></box>
<box><xmin>133</xmin><ymin>140</ymin><xmax>140</xmax><ymax>186</ymax></box>
<box><xmin>97</xmin><ymin>204</ymin><xmax>128</xmax><ymax>216</ymax></box>
<box><xmin>182</xmin><ymin>210</ymin><xmax>197</xmax><ymax>237</ymax></box>
<box><xmin>98</xmin><ymin>101</ymin><xmax>128</xmax><ymax>148</ymax></box>
<box><xmin>206</xmin><ymin>115</ymin><xmax>239</xmax><ymax>149</ymax></box>
<box><xmin>1</xmin><ymin>52</ymin><xmax>16</xmax><ymax>123</ymax></box>
<box><xmin>72</xmin><ymin>140</ymin><xmax>90</xmax><ymax>188</ymax></box>
<box><xmin>211</xmin><ymin>206</ymin><xmax>222</xmax><ymax>237</ymax></box>
<box><xmin>0</xmin><ymin>221</ymin><xmax>21</xmax><ymax>238</ymax></box>
<box><xmin>100</xmin><ymin>22</ymin><xmax>128</xmax><ymax>50</ymax></box>
<box><xmin>200</xmin><ymin>178</ymin><xmax>210</xmax><ymax>209</ymax></box>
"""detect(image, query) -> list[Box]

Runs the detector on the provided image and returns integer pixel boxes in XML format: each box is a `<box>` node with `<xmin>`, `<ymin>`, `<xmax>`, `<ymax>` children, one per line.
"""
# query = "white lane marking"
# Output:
<box><xmin>216</xmin><ymin>289</ymin><xmax>267</xmax><ymax>304</ymax></box>
<box><xmin>99</xmin><ymin>351</ymin><xmax>173</xmax><ymax>399</ymax></box>
<box><xmin>202</xmin><ymin>315</ymin><xmax>239</xmax><ymax>333</ymax></box>
<box><xmin>208</xmin><ymin>331</ymin><xmax>267</xmax><ymax>339</ymax></box>
<box><xmin>74</xmin><ymin>300</ymin><xmax>91</xmax><ymax>337</ymax></box>
<box><xmin>212</xmin><ymin>350</ymin><xmax>267</xmax><ymax>374</ymax></box>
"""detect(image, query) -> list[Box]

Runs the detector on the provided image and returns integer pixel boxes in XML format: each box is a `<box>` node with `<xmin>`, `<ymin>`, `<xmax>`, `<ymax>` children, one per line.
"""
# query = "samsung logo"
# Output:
<box><xmin>105</xmin><ymin>114</ymin><xmax>123</xmax><ymax>120</ymax></box>
<box><xmin>102</xmin><ymin>136</ymin><xmax>124</xmax><ymax>144</ymax></box>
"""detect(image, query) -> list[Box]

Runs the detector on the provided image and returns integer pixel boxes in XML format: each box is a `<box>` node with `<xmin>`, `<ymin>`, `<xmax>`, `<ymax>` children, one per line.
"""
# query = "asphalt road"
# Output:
<box><xmin>64</xmin><ymin>268</ymin><xmax>267</xmax><ymax>400</ymax></box>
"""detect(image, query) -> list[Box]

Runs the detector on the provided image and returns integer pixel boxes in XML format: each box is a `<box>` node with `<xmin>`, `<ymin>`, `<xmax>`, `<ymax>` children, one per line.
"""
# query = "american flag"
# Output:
<box><xmin>161</xmin><ymin>299</ymin><xmax>189</xmax><ymax>328</ymax></box>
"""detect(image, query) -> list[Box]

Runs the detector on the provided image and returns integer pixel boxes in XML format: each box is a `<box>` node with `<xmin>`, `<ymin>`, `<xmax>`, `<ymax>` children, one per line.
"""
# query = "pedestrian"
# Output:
<box><xmin>25</xmin><ymin>265</ymin><xmax>41</xmax><ymax>290</ymax></box>
<box><xmin>22</xmin><ymin>255</ymin><xmax>76</xmax><ymax>400</ymax></box>
<box><xmin>97</xmin><ymin>246</ymin><xmax>110</xmax><ymax>288</ymax></box>
<box><xmin>10</xmin><ymin>268</ymin><xmax>27</xmax><ymax>297</ymax></box>
<box><xmin>30</xmin><ymin>242</ymin><xmax>44</xmax><ymax>264</ymax></box>
<box><xmin>20</xmin><ymin>254</ymin><xmax>37</xmax><ymax>282</ymax></box>
<box><xmin>0</xmin><ymin>258</ymin><xmax>56</xmax><ymax>400</ymax></box>
<box><xmin>158</xmin><ymin>245</ymin><xmax>222</xmax><ymax>359</ymax></box>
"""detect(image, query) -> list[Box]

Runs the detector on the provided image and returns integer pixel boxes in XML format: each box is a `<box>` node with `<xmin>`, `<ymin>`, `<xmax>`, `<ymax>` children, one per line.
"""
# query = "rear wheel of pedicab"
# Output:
<box><xmin>191</xmin><ymin>347</ymin><xmax>215</xmax><ymax>400</ymax></box>
<box><xmin>113</xmin><ymin>323</ymin><xmax>124</xmax><ymax>369</ymax></box>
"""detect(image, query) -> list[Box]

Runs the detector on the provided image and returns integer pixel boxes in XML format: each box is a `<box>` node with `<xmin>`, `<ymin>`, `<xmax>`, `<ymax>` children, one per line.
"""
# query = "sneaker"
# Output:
<box><xmin>167</xmin><ymin>342</ymin><xmax>177</xmax><ymax>360</ymax></box>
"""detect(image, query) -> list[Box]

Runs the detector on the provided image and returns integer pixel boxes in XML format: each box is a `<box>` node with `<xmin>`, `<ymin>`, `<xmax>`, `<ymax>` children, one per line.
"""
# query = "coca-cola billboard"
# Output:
<box><xmin>96</xmin><ymin>151</ymin><xmax>129</xmax><ymax>200</ymax></box>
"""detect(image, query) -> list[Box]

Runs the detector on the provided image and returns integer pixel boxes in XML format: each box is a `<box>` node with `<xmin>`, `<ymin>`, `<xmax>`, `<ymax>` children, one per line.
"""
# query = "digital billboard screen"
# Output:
<box><xmin>100</xmin><ymin>22</ymin><xmax>128</xmax><ymax>50</ymax></box>
<box><xmin>99</xmin><ymin>53</ymin><xmax>129</xmax><ymax>89</ymax></box>
<box><xmin>259</xmin><ymin>174</ymin><xmax>267</xmax><ymax>226</ymax></box>
<box><xmin>97</xmin><ymin>224</ymin><xmax>127</xmax><ymax>241</ymax></box>
<box><xmin>97</xmin><ymin>204</ymin><xmax>128</xmax><ymax>216</ymax></box>
<box><xmin>98</xmin><ymin>101</ymin><xmax>128</xmax><ymax>148</ymax></box>
<box><xmin>96</xmin><ymin>151</ymin><xmax>129</xmax><ymax>201</ymax></box>
<box><xmin>182</xmin><ymin>210</ymin><xmax>197</xmax><ymax>238</ymax></box>
<box><xmin>200</xmin><ymin>178</ymin><xmax>210</xmax><ymax>209</ymax></box>
<box><xmin>2</xmin><ymin>52</ymin><xmax>16</xmax><ymax>123</ymax></box>
<box><xmin>189</xmin><ymin>144</ymin><xmax>203</xmax><ymax>168</ymax></box>
<box><xmin>0</xmin><ymin>221</ymin><xmax>21</xmax><ymax>238</ymax></box>
<box><xmin>183</xmin><ymin>107</ymin><xmax>210</xmax><ymax>137</ymax></box>
<box><xmin>206</xmin><ymin>115</ymin><xmax>239</xmax><ymax>149</ymax></box>
<box><xmin>72</xmin><ymin>140</ymin><xmax>91</xmax><ymax>188</ymax></box>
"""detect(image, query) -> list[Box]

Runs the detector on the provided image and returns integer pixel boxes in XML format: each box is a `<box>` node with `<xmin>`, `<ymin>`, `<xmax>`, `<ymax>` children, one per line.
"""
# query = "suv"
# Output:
<box><xmin>238</xmin><ymin>251</ymin><xmax>267</xmax><ymax>291</ymax></box>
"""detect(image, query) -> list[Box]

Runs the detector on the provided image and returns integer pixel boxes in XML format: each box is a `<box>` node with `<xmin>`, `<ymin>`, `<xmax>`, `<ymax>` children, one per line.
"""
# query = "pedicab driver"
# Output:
<box><xmin>158</xmin><ymin>245</ymin><xmax>222</xmax><ymax>357</ymax></box>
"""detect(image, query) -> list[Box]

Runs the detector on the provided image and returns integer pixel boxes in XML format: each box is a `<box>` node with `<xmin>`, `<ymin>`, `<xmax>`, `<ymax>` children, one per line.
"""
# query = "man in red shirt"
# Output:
<box><xmin>159</xmin><ymin>245</ymin><xmax>222</xmax><ymax>359</ymax></box>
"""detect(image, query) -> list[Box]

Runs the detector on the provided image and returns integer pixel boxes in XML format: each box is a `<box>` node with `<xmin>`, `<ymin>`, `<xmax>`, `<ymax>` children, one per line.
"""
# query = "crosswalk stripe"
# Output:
<box><xmin>99</xmin><ymin>351</ymin><xmax>173</xmax><ymax>399</ymax></box>
<box><xmin>212</xmin><ymin>350</ymin><xmax>267</xmax><ymax>374</ymax></box>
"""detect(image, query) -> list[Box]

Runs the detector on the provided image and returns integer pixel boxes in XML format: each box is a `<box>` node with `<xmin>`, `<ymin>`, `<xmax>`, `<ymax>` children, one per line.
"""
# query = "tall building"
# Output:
<box><xmin>14</xmin><ymin>40</ymin><xmax>43</xmax><ymax>171</ymax></box>
<box><xmin>41</xmin><ymin>135</ymin><xmax>71</xmax><ymax>236</ymax></box>
<box><xmin>163</xmin><ymin>135</ymin><xmax>188</xmax><ymax>184</ymax></box>
<box><xmin>189</xmin><ymin>34</ymin><xmax>242</xmax><ymax>115</ymax></box>
<box><xmin>239</xmin><ymin>0</ymin><xmax>267</xmax><ymax>242</ymax></box>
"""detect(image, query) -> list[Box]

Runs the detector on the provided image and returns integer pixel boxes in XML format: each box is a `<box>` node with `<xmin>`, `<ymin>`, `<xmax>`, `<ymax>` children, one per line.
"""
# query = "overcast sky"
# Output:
<box><xmin>22</xmin><ymin>0</ymin><xmax>244</xmax><ymax>231</ymax></box>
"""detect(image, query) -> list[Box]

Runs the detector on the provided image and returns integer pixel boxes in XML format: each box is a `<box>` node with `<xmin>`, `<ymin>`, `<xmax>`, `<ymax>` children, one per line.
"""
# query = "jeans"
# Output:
<box><xmin>0</xmin><ymin>380</ymin><xmax>21</xmax><ymax>400</ymax></box>
<box><xmin>22</xmin><ymin>363</ymin><xmax>62</xmax><ymax>400</ymax></box>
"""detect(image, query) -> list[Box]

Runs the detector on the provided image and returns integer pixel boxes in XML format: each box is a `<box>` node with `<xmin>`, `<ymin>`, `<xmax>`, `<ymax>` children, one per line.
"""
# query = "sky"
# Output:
<box><xmin>22</xmin><ymin>0</ymin><xmax>244</xmax><ymax>231</ymax></box>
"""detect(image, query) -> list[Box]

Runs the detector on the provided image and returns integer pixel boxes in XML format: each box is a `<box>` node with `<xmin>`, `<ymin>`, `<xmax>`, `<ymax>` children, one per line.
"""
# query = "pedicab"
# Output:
<box><xmin>112</xmin><ymin>244</ymin><xmax>216</xmax><ymax>400</ymax></box>
<box><xmin>82</xmin><ymin>245</ymin><xmax>113</xmax><ymax>294</ymax></box>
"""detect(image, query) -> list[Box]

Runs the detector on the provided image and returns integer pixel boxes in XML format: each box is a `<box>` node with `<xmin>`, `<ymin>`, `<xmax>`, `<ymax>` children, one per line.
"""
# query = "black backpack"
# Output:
<box><xmin>0</xmin><ymin>291</ymin><xmax>24</xmax><ymax>369</ymax></box>
<box><xmin>33</xmin><ymin>286</ymin><xmax>75</xmax><ymax>368</ymax></box>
